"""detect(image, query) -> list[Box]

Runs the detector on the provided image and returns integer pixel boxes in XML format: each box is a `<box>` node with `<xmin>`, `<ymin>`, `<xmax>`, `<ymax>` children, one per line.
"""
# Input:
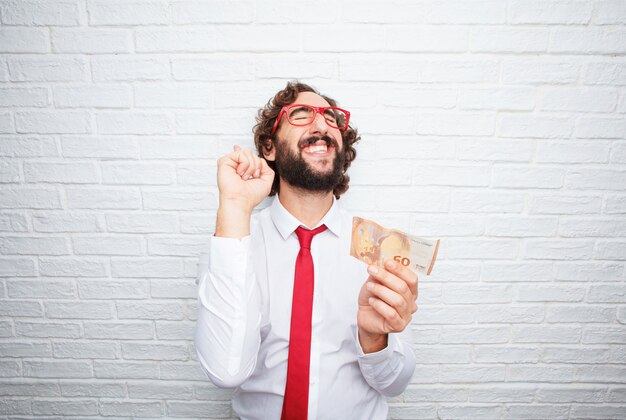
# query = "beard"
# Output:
<box><xmin>274</xmin><ymin>134</ymin><xmax>345</xmax><ymax>193</ymax></box>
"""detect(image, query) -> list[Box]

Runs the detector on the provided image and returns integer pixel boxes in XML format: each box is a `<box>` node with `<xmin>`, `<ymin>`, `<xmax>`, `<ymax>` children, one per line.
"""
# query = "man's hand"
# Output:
<box><xmin>215</xmin><ymin>145</ymin><xmax>274</xmax><ymax>238</ymax></box>
<box><xmin>357</xmin><ymin>259</ymin><xmax>418</xmax><ymax>353</ymax></box>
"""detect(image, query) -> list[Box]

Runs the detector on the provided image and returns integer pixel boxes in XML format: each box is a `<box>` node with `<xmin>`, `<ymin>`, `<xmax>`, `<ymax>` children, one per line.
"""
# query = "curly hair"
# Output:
<box><xmin>252</xmin><ymin>80</ymin><xmax>361</xmax><ymax>199</ymax></box>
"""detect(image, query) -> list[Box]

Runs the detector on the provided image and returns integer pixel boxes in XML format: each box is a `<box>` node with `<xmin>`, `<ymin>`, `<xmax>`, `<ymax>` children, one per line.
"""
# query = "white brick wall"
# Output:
<box><xmin>0</xmin><ymin>0</ymin><xmax>624</xmax><ymax>419</ymax></box>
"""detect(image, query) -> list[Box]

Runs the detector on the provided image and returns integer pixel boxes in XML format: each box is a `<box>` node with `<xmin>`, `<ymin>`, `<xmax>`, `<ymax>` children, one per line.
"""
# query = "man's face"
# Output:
<box><xmin>269</xmin><ymin>92</ymin><xmax>345</xmax><ymax>193</ymax></box>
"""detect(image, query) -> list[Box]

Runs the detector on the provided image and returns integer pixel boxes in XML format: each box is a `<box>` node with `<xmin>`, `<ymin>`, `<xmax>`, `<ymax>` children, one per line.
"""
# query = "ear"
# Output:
<box><xmin>263</xmin><ymin>140</ymin><xmax>276</xmax><ymax>161</ymax></box>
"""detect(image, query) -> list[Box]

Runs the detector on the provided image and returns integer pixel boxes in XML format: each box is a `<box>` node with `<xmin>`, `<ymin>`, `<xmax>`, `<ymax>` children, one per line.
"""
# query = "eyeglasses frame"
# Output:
<box><xmin>269</xmin><ymin>103</ymin><xmax>351</xmax><ymax>138</ymax></box>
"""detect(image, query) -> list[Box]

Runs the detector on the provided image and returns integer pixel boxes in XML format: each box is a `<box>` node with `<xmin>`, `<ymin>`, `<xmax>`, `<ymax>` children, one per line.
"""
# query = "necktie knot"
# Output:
<box><xmin>295</xmin><ymin>224</ymin><xmax>327</xmax><ymax>250</ymax></box>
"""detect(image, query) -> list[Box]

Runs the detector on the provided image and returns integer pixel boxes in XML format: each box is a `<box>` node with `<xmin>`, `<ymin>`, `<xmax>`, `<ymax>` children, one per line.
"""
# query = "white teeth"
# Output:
<box><xmin>306</xmin><ymin>145</ymin><xmax>327</xmax><ymax>153</ymax></box>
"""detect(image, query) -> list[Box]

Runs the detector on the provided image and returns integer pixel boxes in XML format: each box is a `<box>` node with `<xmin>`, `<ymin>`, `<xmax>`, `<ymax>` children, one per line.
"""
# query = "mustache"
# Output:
<box><xmin>298</xmin><ymin>135</ymin><xmax>339</xmax><ymax>149</ymax></box>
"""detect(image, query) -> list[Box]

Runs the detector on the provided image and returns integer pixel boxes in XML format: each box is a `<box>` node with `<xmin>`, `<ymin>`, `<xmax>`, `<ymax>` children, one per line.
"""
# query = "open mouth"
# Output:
<box><xmin>302</xmin><ymin>140</ymin><xmax>334</xmax><ymax>155</ymax></box>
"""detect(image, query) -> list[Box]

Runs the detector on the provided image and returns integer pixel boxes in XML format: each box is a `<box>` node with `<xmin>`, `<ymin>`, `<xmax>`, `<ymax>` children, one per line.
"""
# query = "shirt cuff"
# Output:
<box><xmin>354</xmin><ymin>325</ymin><xmax>401</xmax><ymax>364</ymax></box>
<box><xmin>209</xmin><ymin>235</ymin><xmax>251</xmax><ymax>276</ymax></box>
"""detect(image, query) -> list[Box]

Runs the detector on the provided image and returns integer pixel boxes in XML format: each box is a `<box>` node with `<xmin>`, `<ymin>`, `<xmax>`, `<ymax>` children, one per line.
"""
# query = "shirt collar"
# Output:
<box><xmin>270</xmin><ymin>194</ymin><xmax>342</xmax><ymax>240</ymax></box>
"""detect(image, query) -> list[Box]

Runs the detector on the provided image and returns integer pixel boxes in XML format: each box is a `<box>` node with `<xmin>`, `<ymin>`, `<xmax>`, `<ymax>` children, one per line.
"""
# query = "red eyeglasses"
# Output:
<box><xmin>270</xmin><ymin>104</ymin><xmax>351</xmax><ymax>138</ymax></box>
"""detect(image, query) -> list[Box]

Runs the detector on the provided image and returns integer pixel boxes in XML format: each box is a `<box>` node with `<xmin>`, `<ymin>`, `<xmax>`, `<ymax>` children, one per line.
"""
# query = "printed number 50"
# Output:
<box><xmin>394</xmin><ymin>256</ymin><xmax>410</xmax><ymax>267</ymax></box>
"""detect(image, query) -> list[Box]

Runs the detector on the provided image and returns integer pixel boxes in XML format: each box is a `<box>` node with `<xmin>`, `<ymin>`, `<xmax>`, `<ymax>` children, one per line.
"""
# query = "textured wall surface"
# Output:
<box><xmin>1</xmin><ymin>0</ymin><xmax>625</xmax><ymax>419</ymax></box>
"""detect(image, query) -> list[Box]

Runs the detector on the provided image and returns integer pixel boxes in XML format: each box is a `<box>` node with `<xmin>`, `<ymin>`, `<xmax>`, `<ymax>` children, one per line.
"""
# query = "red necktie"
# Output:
<box><xmin>281</xmin><ymin>224</ymin><xmax>327</xmax><ymax>420</ymax></box>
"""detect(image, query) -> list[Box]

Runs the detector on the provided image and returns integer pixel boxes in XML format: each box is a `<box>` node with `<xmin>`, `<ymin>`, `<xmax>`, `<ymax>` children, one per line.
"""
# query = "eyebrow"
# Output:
<box><xmin>288</xmin><ymin>106</ymin><xmax>311</xmax><ymax>118</ymax></box>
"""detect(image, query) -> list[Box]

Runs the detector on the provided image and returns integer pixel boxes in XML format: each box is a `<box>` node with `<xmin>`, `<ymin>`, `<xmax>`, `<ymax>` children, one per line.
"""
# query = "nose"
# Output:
<box><xmin>308</xmin><ymin>110</ymin><xmax>329</xmax><ymax>135</ymax></box>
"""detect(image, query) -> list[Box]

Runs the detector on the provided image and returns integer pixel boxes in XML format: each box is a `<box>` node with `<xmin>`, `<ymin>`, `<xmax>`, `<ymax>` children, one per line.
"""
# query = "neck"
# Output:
<box><xmin>278</xmin><ymin>181</ymin><xmax>334</xmax><ymax>229</ymax></box>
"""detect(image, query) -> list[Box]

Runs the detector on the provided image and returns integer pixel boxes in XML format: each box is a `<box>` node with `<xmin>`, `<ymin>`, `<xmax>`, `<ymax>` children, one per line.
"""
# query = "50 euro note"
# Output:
<box><xmin>350</xmin><ymin>217</ymin><xmax>440</xmax><ymax>275</ymax></box>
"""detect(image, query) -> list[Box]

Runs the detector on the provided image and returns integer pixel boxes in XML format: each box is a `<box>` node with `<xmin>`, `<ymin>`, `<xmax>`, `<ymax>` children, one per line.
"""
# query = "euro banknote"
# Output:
<box><xmin>350</xmin><ymin>217</ymin><xmax>440</xmax><ymax>275</ymax></box>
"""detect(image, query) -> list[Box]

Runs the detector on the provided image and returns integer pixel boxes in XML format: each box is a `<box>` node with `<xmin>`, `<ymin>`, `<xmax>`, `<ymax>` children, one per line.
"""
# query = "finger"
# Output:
<box><xmin>367</xmin><ymin>265</ymin><xmax>412</xmax><ymax>301</ymax></box>
<box><xmin>241</xmin><ymin>149</ymin><xmax>258</xmax><ymax>179</ymax></box>
<box><xmin>366</xmin><ymin>281</ymin><xmax>409</xmax><ymax>316</ymax></box>
<box><xmin>367</xmin><ymin>297</ymin><xmax>406</xmax><ymax>333</ymax></box>
<box><xmin>233</xmin><ymin>144</ymin><xmax>241</xmax><ymax>152</ymax></box>
<box><xmin>384</xmin><ymin>259</ymin><xmax>419</xmax><ymax>299</ymax></box>
<box><xmin>259</xmin><ymin>158</ymin><xmax>274</xmax><ymax>180</ymax></box>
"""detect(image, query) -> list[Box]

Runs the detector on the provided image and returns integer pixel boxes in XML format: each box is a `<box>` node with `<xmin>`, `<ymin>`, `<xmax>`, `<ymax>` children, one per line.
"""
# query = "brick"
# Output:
<box><xmin>583</xmin><ymin>327</ymin><xmax>626</xmax><ymax>344</ymax></box>
<box><xmin>216</xmin><ymin>25</ymin><xmax>299</xmax><ymax>52</ymax></box>
<box><xmin>512</xmin><ymin>326</ymin><xmax>581</xmax><ymax>343</ymax></box>
<box><xmin>61</xmin><ymin>381</ymin><xmax>125</xmax><ymax>397</ymax></box>
<box><xmin>96</xmin><ymin>112</ymin><xmax>173</xmax><ymax>135</ymax></box>
<box><xmin>568</xmin><ymin>169</ymin><xmax>626</xmax><ymax>191</ymax></box>
<box><xmin>84</xmin><ymin>321</ymin><xmax>154</xmax><ymax>340</ymax></box>
<box><xmin>45</xmin><ymin>301</ymin><xmax>114</xmax><ymax>319</ymax></box>
<box><xmin>105</xmin><ymin>212</ymin><xmax>177</xmax><ymax>233</ymax></box>
<box><xmin>0</xmin><ymin>399</ymin><xmax>31</xmax><ymax>415</ymax></box>
<box><xmin>389</xmin><ymin>403</ymin><xmax>438</xmax><ymax>419</ymax></box>
<box><xmin>181</xmin><ymin>213</ymin><xmax>215</xmax><ymax>235</ymax></box>
<box><xmin>88</xmin><ymin>0</ymin><xmax>168</xmax><ymax>25</ymax></box>
<box><xmin>32</xmin><ymin>211</ymin><xmax>102</xmax><ymax>233</ymax></box>
<box><xmin>427</xmin><ymin>0</ymin><xmax>505</xmax><ymax>24</ymax></box>
<box><xmin>0</xmin><ymin>160</ymin><xmax>20</xmax><ymax>182</ymax></box>
<box><xmin>452</xmin><ymin>190</ymin><xmax>524</xmax><ymax>213</ymax></box>
<box><xmin>150</xmin><ymin>279</ymin><xmax>196</xmax><ymax>299</ymax></box>
<box><xmin>417</xmin><ymin>112</ymin><xmax>494</xmax><ymax>136</ymax></box>
<box><xmin>474</xmin><ymin>306</ymin><xmax>544</xmax><ymax>324</ymax></box>
<box><xmin>517</xmin><ymin>285</ymin><xmax>585</xmax><ymax>302</ymax></box>
<box><xmin>24</xmin><ymin>161</ymin><xmax>99</xmax><ymax>183</ymax></box>
<box><xmin>78</xmin><ymin>279</ymin><xmax>148</xmax><ymax>299</ymax></box>
<box><xmin>134</xmin><ymin>83</ymin><xmax>212</xmax><ymax>108</ymax></box>
<box><xmin>612</xmin><ymin>142</ymin><xmax>626</xmax><ymax>163</ymax></box>
<box><xmin>0</xmin><ymin>257</ymin><xmax>36</xmax><ymax>276</ymax></box>
<box><xmin>413</xmin><ymin>164</ymin><xmax>490</xmax><ymax>186</ymax></box>
<box><xmin>95</xmin><ymin>361</ymin><xmax>157</xmax><ymax>379</ymax></box>
<box><xmin>493</xmin><ymin>166</ymin><xmax>564</xmax><ymax>188</ymax></box>
<box><xmin>0</xmin><ymin>111</ymin><xmax>14</xmax><ymax>133</ymax></box>
<box><xmin>0</xmin><ymin>300</ymin><xmax>42</xmax><ymax>316</ymax></box>
<box><xmin>536</xmin><ymin>141</ymin><xmax>610</xmax><ymax>164</ymax></box>
<box><xmin>0</xmin><ymin>342</ymin><xmax>52</xmax><ymax>358</ymax></box>
<box><xmin>576</xmin><ymin>365</ymin><xmax>626</xmax><ymax>383</ymax></box>
<box><xmin>92</xmin><ymin>56</ymin><xmax>169</xmax><ymax>82</ymax></box>
<box><xmin>547</xmin><ymin>306</ymin><xmax>615</xmax><ymax>323</ymax></box>
<box><xmin>99</xmin><ymin>400</ymin><xmax>163</xmax><ymax>417</ymax></box>
<box><xmin>607</xmin><ymin>387</ymin><xmax>626</xmax><ymax>402</ymax></box>
<box><xmin>254</xmin><ymin>56</ymin><xmax>335</xmax><ymax>80</ymax></box>
<box><xmin>167</xmin><ymin>401</ymin><xmax>231</xmax><ymax>418</ymax></box>
<box><xmin>570</xmin><ymin>405</ymin><xmax>626</xmax><ymax>419</ymax></box>
<box><xmin>177</xmin><ymin>163</ymin><xmax>217</xmax><ymax>186</ymax></box>
<box><xmin>0</xmin><ymin>380</ymin><xmax>60</xmax><ymax>397</ymax></box>
<box><xmin>595</xmin><ymin>0</ymin><xmax>626</xmax><ymax>24</ymax></box>
<box><xmin>595</xmin><ymin>241</ymin><xmax>626</xmax><ymax>260</ymax></box>
<box><xmin>585</xmin><ymin>61</ymin><xmax>626</xmax><ymax>85</ymax></box>
<box><xmin>540</xmin><ymin>87</ymin><xmax>618</xmax><ymax>113</ymax></box>
<box><xmin>588</xmin><ymin>284</ymin><xmax>626</xmax><ymax>302</ymax></box>
<box><xmin>550</xmin><ymin>28</ymin><xmax>626</xmax><ymax>54</ymax></box>
<box><xmin>439</xmin><ymin>327</ymin><xmax>510</xmax><ymax>344</ymax></box>
<box><xmin>523</xmin><ymin>240</ymin><xmax>594</xmax><ymax>260</ymax></box>
<box><xmin>72</xmin><ymin>235</ymin><xmax>143</xmax><ymax>256</ymax></box>
<box><xmin>66</xmin><ymin>187</ymin><xmax>141</xmax><ymax>209</ymax></box>
<box><xmin>443</xmin><ymin>284</ymin><xmax>512</xmax><ymax>304</ymax></box>
<box><xmin>498</xmin><ymin>114</ymin><xmax>573</xmax><ymax>139</ymax></box>
<box><xmin>39</xmin><ymin>257</ymin><xmax>107</xmax><ymax>277</ymax></box>
<box><xmin>0</xmin><ymin>135</ymin><xmax>57</xmax><ymax>158</ymax></box>
<box><xmin>559</xmin><ymin>218</ymin><xmax>626</xmax><ymax>237</ymax></box>
<box><xmin>508</xmin><ymin>365</ymin><xmax>575</xmax><ymax>382</ymax></box>
<box><xmin>52</xmin><ymin>28</ymin><xmax>132</xmax><ymax>53</ymax></box>
<box><xmin>142</xmin><ymin>188</ymin><xmax>216</xmax><ymax>211</ymax></box>
<box><xmin>470</xmin><ymin>385</ymin><xmax>535</xmax><ymax>402</ymax></box>
<box><xmin>575</xmin><ymin>117</ymin><xmax>626</xmax><ymax>139</ymax></box>
<box><xmin>0</xmin><ymin>87</ymin><xmax>49</xmax><ymax>107</ymax></box>
<box><xmin>386</xmin><ymin>26</ymin><xmax>467</xmax><ymax>53</ymax></box>
<box><xmin>486</xmin><ymin>215</ymin><xmax>557</xmax><ymax>236</ymax></box>
<box><xmin>8</xmin><ymin>56</ymin><xmax>87</xmax><ymax>82</ymax></box>
<box><xmin>53</xmin><ymin>84</ymin><xmax>132</xmax><ymax>108</ymax></box>
<box><xmin>173</xmin><ymin>0</ymin><xmax>254</xmax><ymax>23</ymax></box>
<box><xmin>411</xmin><ymin>214</ymin><xmax>484</xmax><ymax>237</ymax></box>
<box><xmin>0</xmin><ymin>27</ymin><xmax>49</xmax><ymax>53</ymax></box>
<box><xmin>503</xmin><ymin>59</ymin><xmax>580</xmax><ymax>84</ymax></box>
<box><xmin>62</xmin><ymin>135</ymin><xmax>139</xmax><ymax>159</ymax></box>
<box><xmin>605</xmin><ymin>195</ymin><xmax>626</xmax><ymax>214</ymax></box>
<box><xmin>556</xmin><ymin>262</ymin><xmax>624</xmax><ymax>281</ymax></box>
<box><xmin>0</xmin><ymin>212</ymin><xmax>28</xmax><ymax>232</ymax></box>
<box><xmin>156</xmin><ymin>321</ymin><xmax>195</xmax><ymax>340</ymax></box>
<box><xmin>304</xmin><ymin>25</ymin><xmax>384</xmax><ymax>52</ymax></box>
<box><xmin>440</xmin><ymin>366</ymin><xmax>505</xmax><ymax>383</ymax></box>
<box><xmin>24</xmin><ymin>360</ymin><xmax>92</xmax><ymax>378</ymax></box>
<box><xmin>102</xmin><ymin>162</ymin><xmax>174</xmax><ymax>185</ymax></box>
<box><xmin>0</xmin><ymin>236</ymin><xmax>69</xmax><ymax>256</ymax></box>
<box><xmin>0</xmin><ymin>360</ymin><xmax>20</xmax><ymax>377</ymax></box>
<box><xmin>509</xmin><ymin>0</ymin><xmax>592</xmax><ymax>24</ymax></box>
<box><xmin>172</xmin><ymin>57</ymin><xmax>253</xmax><ymax>81</ymax></box>
<box><xmin>16</xmin><ymin>110</ymin><xmax>90</xmax><ymax>134</ymax></box>
<box><xmin>529</xmin><ymin>194</ymin><xmax>602</xmax><ymax>215</ymax></box>
<box><xmin>193</xmin><ymin>382</ymin><xmax>235</xmax><ymax>399</ymax></box>
<box><xmin>117</xmin><ymin>301</ymin><xmax>185</xmax><ymax>320</ymax></box>
<box><xmin>128</xmin><ymin>381</ymin><xmax>194</xmax><ymax>399</ymax></box>
<box><xmin>1</xmin><ymin>0</ymin><xmax>80</xmax><ymax>25</ymax></box>
<box><xmin>33</xmin><ymin>399</ymin><xmax>99</xmax><ymax>416</ymax></box>
<box><xmin>352</xmin><ymin>111</ymin><xmax>416</xmax><ymax>135</ymax></box>
<box><xmin>53</xmin><ymin>341</ymin><xmax>117</xmax><ymax>359</ymax></box>
<box><xmin>351</xmin><ymin>160</ymin><xmax>412</xmax><ymax>186</ymax></box>
<box><xmin>420</xmin><ymin>59</ymin><xmax>499</xmax><ymax>83</ymax></box>
<box><xmin>404</xmin><ymin>386</ymin><xmax>468</xmax><ymax>403</ymax></box>
<box><xmin>16</xmin><ymin>321</ymin><xmax>81</xmax><ymax>338</ymax></box>
<box><xmin>340</xmin><ymin>56</ymin><xmax>420</xmax><ymax>83</ymax></box>
<box><xmin>505</xmin><ymin>404</ymin><xmax>569</xmax><ymax>419</ymax></box>
<box><xmin>473</xmin><ymin>346</ymin><xmax>540</xmax><ymax>363</ymax></box>
<box><xmin>470</xmin><ymin>27</ymin><xmax>548</xmax><ymax>53</ymax></box>
<box><xmin>136</xmin><ymin>27</ymin><xmax>216</xmax><ymax>53</ymax></box>
<box><xmin>443</xmin><ymin>239</ymin><xmax>518</xmax><ymax>260</ymax></box>
<box><xmin>176</xmin><ymin>111</ymin><xmax>251</xmax><ymax>135</ymax></box>
<box><xmin>542</xmin><ymin>346</ymin><xmax>611</xmax><ymax>364</ymax></box>
<box><xmin>121</xmin><ymin>342</ymin><xmax>188</xmax><ymax>361</ymax></box>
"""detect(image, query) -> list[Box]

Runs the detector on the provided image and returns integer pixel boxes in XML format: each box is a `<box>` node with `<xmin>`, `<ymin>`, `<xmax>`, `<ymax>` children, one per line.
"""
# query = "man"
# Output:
<box><xmin>195</xmin><ymin>81</ymin><xmax>418</xmax><ymax>419</ymax></box>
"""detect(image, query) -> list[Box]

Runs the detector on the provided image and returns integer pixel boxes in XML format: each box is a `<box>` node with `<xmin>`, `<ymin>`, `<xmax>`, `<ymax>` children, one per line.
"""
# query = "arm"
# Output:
<box><xmin>355</xmin><ymin>259</ymin><xmax>419</xmax><ymax>396</ymax></box>
<box><xmin>194</xmin><ymin>146</ymin><xmax>274</xmax><ymax>388</ymax></box>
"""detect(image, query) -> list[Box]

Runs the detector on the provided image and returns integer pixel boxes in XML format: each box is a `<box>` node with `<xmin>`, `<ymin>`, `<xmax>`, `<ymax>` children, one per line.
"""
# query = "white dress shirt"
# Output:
<box><xmin>195</xmin><ymin>196</ymin><xmax>416</xmax><ymax>420</ymax></box>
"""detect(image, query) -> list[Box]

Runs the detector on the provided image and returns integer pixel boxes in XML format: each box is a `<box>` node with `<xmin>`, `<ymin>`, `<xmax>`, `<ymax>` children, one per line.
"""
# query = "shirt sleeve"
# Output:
<box><xmin>354</xmin><ymin>327</ymin><xmax>416</xmax><ymax>397</ymax></box>
<box><xmin>194</xmin><ymin>235</ymin><xmax>262</xmax><ymax>388</ymax></box>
